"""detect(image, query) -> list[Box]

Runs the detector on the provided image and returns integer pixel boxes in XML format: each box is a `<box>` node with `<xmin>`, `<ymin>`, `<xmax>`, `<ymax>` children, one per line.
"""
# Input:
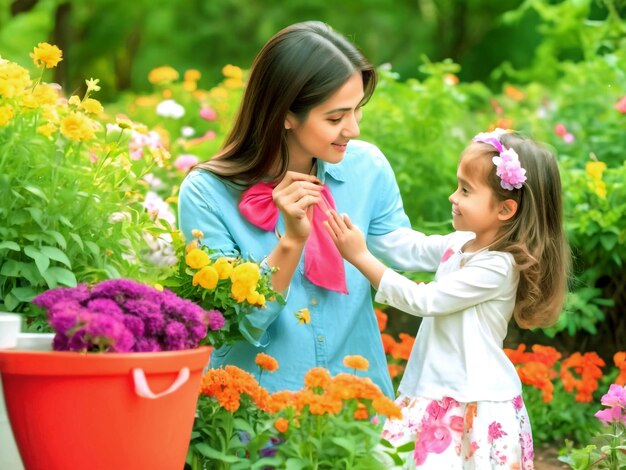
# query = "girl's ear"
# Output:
<box><xmin>284</xmin><ymin>112</ymin><xmax>297</xmax><ymax>130</ymax></box>
<box><xmin>498</xmin><ymin>199</ymin><xmax>518</xmax><ymax>221</ymax></box>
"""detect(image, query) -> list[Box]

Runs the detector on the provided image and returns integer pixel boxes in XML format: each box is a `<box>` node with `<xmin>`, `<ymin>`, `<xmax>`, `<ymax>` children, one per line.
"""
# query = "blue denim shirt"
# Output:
<box><xmin>178</xmin><ymin>140</ymin><xmax>410</xmax><ymax>397</ymax></box>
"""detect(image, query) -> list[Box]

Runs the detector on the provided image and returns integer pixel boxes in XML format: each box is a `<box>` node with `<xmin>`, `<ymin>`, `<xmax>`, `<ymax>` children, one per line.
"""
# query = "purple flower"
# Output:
<box><xmin>85</xmin><ymin>314</ymin><xmax>134</xmax><ymax>352</ymax></box>
<box><xmin>33</xmin><ymin>284</ymin><xmax>90</xmax><ymax>310</ymax></box>
<box><xmin>86</xmin><ymin>298</ymin><xmax>124</xmax><ymax>316</ymax></box>
<box><xmin>163</xmin><ymin>321</ymin><xmax>187</xmax><ymax>351</ymax></box>
<box><xmin>206</xmin><ymin>310</ymin><xmax>225</xmax><ymax>331</ymax></box>
<box><xmin>36</xmin><ymin>278</ymin><xmax>211</xmax><ymax>352</ymax></box>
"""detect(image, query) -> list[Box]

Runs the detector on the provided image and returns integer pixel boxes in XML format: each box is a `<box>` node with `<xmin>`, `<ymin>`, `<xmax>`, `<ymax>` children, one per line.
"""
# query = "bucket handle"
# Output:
<box><xmin>132</xmin><ymin>367</ymin><xmax>190</xmax><ymax>399</ymax></box>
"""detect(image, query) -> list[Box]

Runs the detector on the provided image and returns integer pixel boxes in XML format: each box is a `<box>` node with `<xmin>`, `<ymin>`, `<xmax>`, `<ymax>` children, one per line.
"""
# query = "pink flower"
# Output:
<box><xmin>199</xmin><ymin>105</ymin><xmax>217</xmax><ymax>121</ymax></box>
<box><xmin>413</xmin><ymin>441</ymin><xmax>428</xmax><ymax>465</ymax></box>
<box><xmin>563</xmin><ymin>133</ymin><xmax>575</xmax><ymax>143</ymax></box>
<box><xmin>615</xmin><ymin>96</ymin><xmax>626</xmax><ymax>114</ymax></box>
<box><xmin>601</xmin><ymin>384</ymin><xmax>626</xmax><ymax>407</ymax></box>
<box><xmin>595</xmin><ymin>405</ymin><xmax>625</xmax><ymax>424</ymax></box>
<box><xmin>174</xmin><ymin>153</ymin><xmax>199</xmax><ymax>172</ymax></box>
<box><xmin>492</xmin><ymin>147</ymin><xmax>527</xmax><ymax>190</ymax></box>
<box><xmin>512</xmin><ymin>395</ymin><xmax>523</xmax><ymax>411</ymax></box>
<box><xmin>554</xmin><ymin>123</ymin><xmax>568</xmax><ymax>137</ymax></box>
<box><xmin>420</xmin><ymin>425</ymin><xmax>452</xmax><ymax>453</ymax></box>
<box><xmin>487</xmin><ymin>421</ymin><xmax>507</xmax><ymax>443</ymax></box>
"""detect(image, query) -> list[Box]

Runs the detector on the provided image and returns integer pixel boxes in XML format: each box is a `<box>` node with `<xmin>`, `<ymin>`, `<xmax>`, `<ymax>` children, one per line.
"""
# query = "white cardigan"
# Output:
<box><xmin>370</xmin><ymin>229</ymin><xmax>522</xmax><ymax>402</ymax></box>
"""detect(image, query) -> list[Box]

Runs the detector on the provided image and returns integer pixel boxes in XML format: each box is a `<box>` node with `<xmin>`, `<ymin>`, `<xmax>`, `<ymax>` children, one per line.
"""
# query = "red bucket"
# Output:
<box><xmin>0</xmin><ymin>346</ymin><xmax>211</xmax><ymax>470</ymax></box>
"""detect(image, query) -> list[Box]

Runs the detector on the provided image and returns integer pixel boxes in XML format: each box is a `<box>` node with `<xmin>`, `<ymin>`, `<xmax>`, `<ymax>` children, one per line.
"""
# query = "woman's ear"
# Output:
<box><xmin>284</xmin><ymin>112</ymin><xmax>297</xmax><ymax>130</ymax></box>
<box><xmin>498</xmin><ymin>199</ymin><xmax>518</xmax><ymax>221</ymax></box>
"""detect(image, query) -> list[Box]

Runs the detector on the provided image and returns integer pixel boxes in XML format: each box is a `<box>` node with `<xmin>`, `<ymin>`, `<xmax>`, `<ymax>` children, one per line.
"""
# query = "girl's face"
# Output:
<box><xmin>449</xmin><ymin>154</ymin><xmax>507</xmax><ymax>250</ymax></box>
<box><xmin>285</xmin><ymin>72</ymin><xmax>364</xmax><ymax>173</ymax></box>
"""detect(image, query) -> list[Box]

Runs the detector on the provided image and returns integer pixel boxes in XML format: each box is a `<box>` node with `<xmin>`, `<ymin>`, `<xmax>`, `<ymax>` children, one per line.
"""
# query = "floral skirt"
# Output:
<box><xmin>381</xmin><ymin>394</ymin><xmax>534</xmax><ymax>469</ymax></box>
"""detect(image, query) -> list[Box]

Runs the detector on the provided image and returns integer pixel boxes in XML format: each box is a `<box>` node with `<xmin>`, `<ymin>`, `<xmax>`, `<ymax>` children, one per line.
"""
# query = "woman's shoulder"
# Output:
<box><xmin>340</xmin><ymin>140</ymin><xmax>394</xmax><ymax>176</ymax></box>
<box><xmin>345</xmin><ymin>139</ymin><xmax>389</xmax><ymax>163</ymax></box>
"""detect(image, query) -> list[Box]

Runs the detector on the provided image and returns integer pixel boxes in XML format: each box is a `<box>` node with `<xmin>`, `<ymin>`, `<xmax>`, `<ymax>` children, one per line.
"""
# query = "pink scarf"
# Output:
<box><xmin>238</xmin><ymin>182</ymin><xmax>348</xmax><ymax>294</ymax></box>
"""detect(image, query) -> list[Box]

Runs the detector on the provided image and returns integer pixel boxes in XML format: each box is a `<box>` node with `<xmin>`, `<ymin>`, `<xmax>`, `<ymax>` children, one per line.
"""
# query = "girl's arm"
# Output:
<box><xmin>324</xmin><ymin>210</ymin><xmax>387</xmax><ymax>288</ymax></box>
<box><xmin>325</xmin><ymin>210</ymin><xmax>514</xmax><ymax>317</ymax></box>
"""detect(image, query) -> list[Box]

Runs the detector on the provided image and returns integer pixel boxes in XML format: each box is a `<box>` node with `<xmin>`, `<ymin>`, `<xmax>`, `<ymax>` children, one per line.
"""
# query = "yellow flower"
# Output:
<box><xmin>231</xmin><ymin>282</ymin><xmax>252</xmax><ymax>303</ymax></box>
<box><xmin>68</xmin><ymin>95</ymin><xmax>82</xmax><ymax>107</ymax></box>
<box><xmin>184</xmin><ymin>69</ymin><xmax>201</xmax><ymax>82</ymax></box>
<box><xmin>230</xmin><ymin>262</ymin><xmax>260</xmax><ymax>286</ymax></box>
<box><xmin>60</xmin><ymin>112</ymin><xmax>96</xmax><ymax>141</ymax></box>
<box><xmin>36</xmin><ymin>122</ymin><xmax>57</xmax><ymax>138</ymax></box>
<box><xmin>185</xmin><ymin>240</ymin><xmax>198</xmax><ymax>254</ymax></box>
<box><xmin>256</xmin><ymin>294</ymin><xmax>265</xmax><ymax>307</ymax></box>
<box><xmin>222</xmin><ymin>64</ymin><xmax>243</xmax><ymax>79</ymax></box>
<box><xmin>295</xmin><ymin>308</ymin><xmax>311</xmax><ymax>325</ymax></box>
<box><xmin>0</xmin><ymin>104</ymin><xmax>15</xmax><ymax>126</ymax></box>
<box><xmin>185</xmin><ymin>248</ymin><xmax>210</xmax><ymax>269</ymax></box>
<box><xmin>589</xmin><ymin>179</ymin><xmax>607</xmax><ymax>199</ymax></box>
<box><xmin>193</xmin><ymin>266</ymin><xmax>219</xmax><ymax>289</ymax></box>
<box><xmin>85</xmin><ymin>78</ymin><xmax>101</xmax><ymax>92</ymax></box>
<box><xmin>585</xmin><ymin>161</ymin><xmax>606</xmax><ymax>180</ymax></box>
<box><xmin>224</xmin><ymin>78</ymin><xmax>242</xmax><ymax>89</ymax></box>
<box><xmin>148</xmin><ymin>66</ymin><xmax>179</xmax><ymax>84</ymax></box>
<box><xmin>182</xmin><ymin>81</ymin><xmax>197</xmax><ymax>92</ymax></box>
<box><xmin>213</xmin><ymin>257</ymin><xmax>234</xmax><ymax>280</ymax></box>
<box><xmin>115</xmin><ymin>114</ymin><xmax>133</xmax><ymax>129</ymax></box>
<box><xmin>80</xmin><ymin>98</ymin><xmax>104</xmax><ymax>115</ymax></box>
<box><xmin>246</xmin><ymin>290</ymin><xmax>260</xmax><ymax>305</ymax></box>
<box><xmin>191</xmin><ymin>229</ymin><xmax>204</xmax><ymax>239</ymax></box>
<box><xmin>30</xmin><ymin>42</ymin><xmax>63</xmax><ymax>69</ymax></box>
<box><xmin>0</xmin><ymin>61</ymin><xmax>31</xmax><ymax>98</ymax></box>
<box><xmin>154</xmin><ymin>283</ymin><xmax>164</xmax><ymax>292</ymax></box>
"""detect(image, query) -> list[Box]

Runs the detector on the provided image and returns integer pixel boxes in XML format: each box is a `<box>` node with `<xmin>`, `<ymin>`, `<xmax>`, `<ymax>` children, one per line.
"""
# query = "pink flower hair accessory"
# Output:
<box><xmin>473</xmin><ymin>128</ymin><xmax>527</xmax><ymax>191</ymax></box>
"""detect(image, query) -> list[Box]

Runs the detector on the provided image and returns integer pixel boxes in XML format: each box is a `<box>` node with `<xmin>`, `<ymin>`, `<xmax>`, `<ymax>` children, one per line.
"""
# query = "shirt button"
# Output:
<box><xmin>317</xmin><ymin>336</ymin><xmax>324</xmax><ymax>342</ymax></box>
<box><xmin>311</xmin><ymin>298</ymin><xmax>318</xmax><ymax>305</ymax></box>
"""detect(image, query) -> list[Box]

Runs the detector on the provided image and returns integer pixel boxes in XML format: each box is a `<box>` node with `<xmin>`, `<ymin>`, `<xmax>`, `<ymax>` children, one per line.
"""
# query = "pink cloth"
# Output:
<box><xmin>239</xmin><ymin>182</ymin><xmax>348</xmax><ymax>294</ymax></box>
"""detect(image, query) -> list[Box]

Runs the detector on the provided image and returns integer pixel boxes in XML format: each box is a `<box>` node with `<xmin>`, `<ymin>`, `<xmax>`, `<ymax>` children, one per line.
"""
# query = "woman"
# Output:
<box><xmin>178</xmin><ymin>21</ymin><xmax>410</xmax><ymax>396</ymax></box>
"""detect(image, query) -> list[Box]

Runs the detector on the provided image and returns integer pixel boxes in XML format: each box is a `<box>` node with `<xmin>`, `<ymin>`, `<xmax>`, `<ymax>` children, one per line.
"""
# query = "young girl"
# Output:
<box><xmin>178</xmin><ymin>21</ymin><xmax>412</xmax><ymax>397</ymax></box>
<box><xmin>324</xmin><ymin>129</ymin><xmax>570</xmax><ymax>468</ymax></box>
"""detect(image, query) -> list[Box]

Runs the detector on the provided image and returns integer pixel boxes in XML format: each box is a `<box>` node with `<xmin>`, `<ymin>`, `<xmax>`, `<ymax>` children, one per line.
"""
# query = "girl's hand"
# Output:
<box><xmin>324</xmin><ymin>210</ymin><xmax>368</xmax><ymax>265</ymax></box>
<box><xmin>272</xmin><ymin>171</ymin><xmax>322</xmax><ymax>243</ymax></box>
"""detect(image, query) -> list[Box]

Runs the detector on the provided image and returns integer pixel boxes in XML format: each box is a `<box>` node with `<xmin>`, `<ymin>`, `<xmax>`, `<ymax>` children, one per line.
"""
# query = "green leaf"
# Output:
<box><xmin>68</xmin><ymin>232</ymin><xmax>83</xmax><ymax>250</ymax></box>
<box><xmin>9</xmin><ymin>286</ymin><xmax>38</xmax><ymax>302</ymax></box>
<box><xmin>40</xmin><ymin>246</ymin><xmax>72</xmax><ymax>268</ymax></box>
<box><xmin>0</xmin><ymin>241</ymin><xmax>20</xmax><ymax>251</ymax></box>
<box><xmin>58</xmin><ymin>215</ymin><xmax>73</xmax><ymax>228</ymax></box>
<box><xmin>23</xmin><ymin>185</ymin><xmax>49</xmax><ymax>202</ymax></box>
<box><xmin>24</xmin><ymin>246</ymin><xmax>50</xmax><ymax>275</ymax></box>
<box><xmin>26</xmin><ymin>207</ymin><xmax>45</xmax><ymax>228</ymax></box>
<box><xmin>42</xmin><ymin>267</ymin><xmax>77</xmax><ymax>288</ymax></box>
<box><xmin>45</xmin><ymin>230</ymin><xmax>67</xmax><ymax>250</ymax></box>
<box><xmin>86</xmin><ymin>241</ymin><xmax>100</xmax><ymax>256</ymax></box>
<box><xmin>3</xmin><ymin>292</ymin><xmax>20</xmax><ymax>311</ymax></box>
<box><xmin>193</xmin><ymin>443</ymin><xmax>240</xmax><ymax>463</ymax></box>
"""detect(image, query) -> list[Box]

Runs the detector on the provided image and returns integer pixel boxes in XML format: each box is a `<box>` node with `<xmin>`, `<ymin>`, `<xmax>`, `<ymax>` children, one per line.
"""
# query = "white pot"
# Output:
<box><xmin>1</xmin><ymin>331</ymin><xmax>53</xmax><ymax>470</ymax></box>
<box><xmin>0</xmin><ymin>313</ymin><xmax>21</xmax><ymax>349</ymax></box>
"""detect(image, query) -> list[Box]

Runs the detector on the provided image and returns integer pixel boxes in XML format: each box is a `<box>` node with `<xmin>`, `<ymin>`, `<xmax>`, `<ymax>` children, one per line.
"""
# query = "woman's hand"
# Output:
<box><xmin>272</xmin><ymin>171</ymin><xmax>322</xmax><ymax>243</ymax></box>
<box><xmin>323</xmin><ymin>210</ymin><xmax>368</xmax><ymax>265</ymax></box>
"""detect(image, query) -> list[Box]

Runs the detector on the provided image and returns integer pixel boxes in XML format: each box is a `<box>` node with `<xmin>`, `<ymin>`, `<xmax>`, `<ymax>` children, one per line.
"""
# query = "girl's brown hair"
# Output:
<box><xmin>462</xmin><ymin>133</ymin><xmax>571</xmax><ymax>328</ymax></box>
<box><xmin>195</xmin><ymin>21</ymin><xmax>377</xmax><ymax>184</ymax></box>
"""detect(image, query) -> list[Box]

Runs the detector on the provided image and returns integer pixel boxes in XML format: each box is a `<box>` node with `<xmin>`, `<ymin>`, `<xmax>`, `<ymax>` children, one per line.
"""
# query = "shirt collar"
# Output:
<box><xmin>317</xmin><ymin>158</ymin><xmax>346</xmax><ymax>183</ymax></box>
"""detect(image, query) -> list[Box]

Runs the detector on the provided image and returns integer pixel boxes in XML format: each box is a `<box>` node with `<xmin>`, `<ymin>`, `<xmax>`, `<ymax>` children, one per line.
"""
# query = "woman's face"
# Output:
<box><xmin>285</xmin><ymin>72</ymin><xmax>364</xmax><ymax>173</ymax></box>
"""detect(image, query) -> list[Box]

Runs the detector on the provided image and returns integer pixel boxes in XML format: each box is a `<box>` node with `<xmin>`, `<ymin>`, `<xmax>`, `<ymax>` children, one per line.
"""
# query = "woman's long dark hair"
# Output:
<box><xmin>195</xmin><ymin>21</ymin><xmax>377</xmax><ymax>184</ymax></box>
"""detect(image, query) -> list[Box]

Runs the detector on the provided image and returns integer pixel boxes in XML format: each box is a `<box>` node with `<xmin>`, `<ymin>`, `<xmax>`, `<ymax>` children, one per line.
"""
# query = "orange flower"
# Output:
<box><xmin>387</xmin><ymin>363</ymin><xmax>405</xmax><ymax>379</ymax></box>
<box><xmin>380</xmin><ymin>333</ymin><xmax>397</xmax><ymax>354</ymax></box>
<box><xmin>353</xmin><ymin>403</ymin><xmax>369</xmax><ymax>420</ymax></box>
<box><xmin>614</xmin><ymin>351</ymin><xmax>626</xmax><ymax>386</ymax></box>
<box><xmin>274</xmin><ymin>417</ymin><xmax>289</xmax><ymax>433</ymax></box>
<box><xmin>465</xmin><ymin>402</ymin><xmax>477</xmax><ymax>429</ymax></box>
<box><xmin>504</xmin><ymin>85</ymin><xmax>525</xmax><ymax>101</ymax></box>
<box><xmin>372</xmin><ymin>396</ymin><xmax>402</xmax><ymax>420</ymax></box>
<box><xmin>304</xmin><ymin>367</ymin><xmax>332</xmax><ymax>390</ymax></box>
<box><xmin>343</xmin><ymin>355</ymin><xmax>369</xmax><ymax>371</ymax></box>
<box><xmin>374</xmin><ymin>308</ymin><xmax>388</xmax><ymax>331</ymax></box>
<box><xmin>255</xmin><ymin>352</ymin><xmax>279</xmax><ymax>372</ymax></box>
<box><xmin>390</xmin><ymin>333</ymin><xmax>414</xmax><ymax>361</ymax></box>
<box><xmin>560</xmin><ymin>352</ymin><xmax>605</xmax><ymax>402</ymax></box>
